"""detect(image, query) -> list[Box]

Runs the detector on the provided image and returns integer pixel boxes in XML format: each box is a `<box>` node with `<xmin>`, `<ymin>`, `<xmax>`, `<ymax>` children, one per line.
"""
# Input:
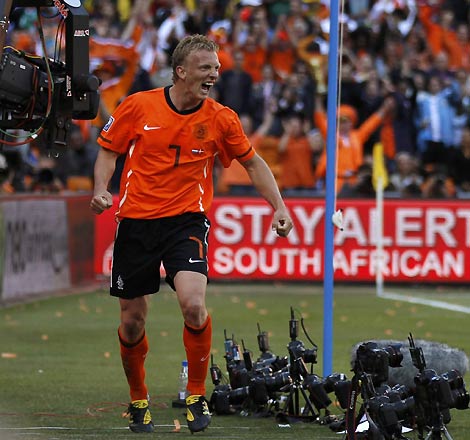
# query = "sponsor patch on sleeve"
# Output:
<box><xmin>103</xmin><ymin>116</ymin><xmax>114</xmax><ymax>132</ymax></box>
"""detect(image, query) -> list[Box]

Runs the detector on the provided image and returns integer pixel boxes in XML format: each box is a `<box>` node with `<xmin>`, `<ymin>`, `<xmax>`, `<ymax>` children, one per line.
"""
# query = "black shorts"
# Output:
<box><xmin>110</xmin><ymin>213</ymin><xmax>210</xmax><ymax>299</ymax></box>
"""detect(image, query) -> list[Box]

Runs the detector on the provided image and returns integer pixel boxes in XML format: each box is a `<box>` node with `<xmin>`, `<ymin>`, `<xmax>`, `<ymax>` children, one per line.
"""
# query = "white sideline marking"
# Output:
<box><xmin>379</xmin><ymin>291</ymin><xmax>470</xmax><ymax>314</ymax></box>
<box><xmin>0</xmin><ymin>424</ymin><xmax>260</xmax><ymax>431</ymax></box>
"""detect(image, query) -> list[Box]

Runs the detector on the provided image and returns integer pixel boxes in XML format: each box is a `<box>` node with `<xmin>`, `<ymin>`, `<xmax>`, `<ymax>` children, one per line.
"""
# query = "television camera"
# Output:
<box><xmin>0</xmin><ymin>0</ymin><xmax>99</xmax><ymax>153</ymax></box>
<box><xmin>209</xmin><ymin>311</ymin><xmax>350</xmax><ymax>424</ymax></box>
<box><xmin>344</xmin><ymin>335</ymin><xmax>469</xmax><ymax>440</ymax></box>
<box><xmin>409</xmin><ymin>333</ymin><xmax>469</xmax><ymax>440</ymax></box>
<box><xmin>209</xmin><ymin>328</ymin><xmax>291</xmax><ymax>415</ymax></box>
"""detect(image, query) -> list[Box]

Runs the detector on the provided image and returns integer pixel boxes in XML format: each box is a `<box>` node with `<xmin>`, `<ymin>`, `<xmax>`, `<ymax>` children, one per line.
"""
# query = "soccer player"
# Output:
<box><xmin>90</xmin><ymin>34</ymin><xmax>293</xmax><ymax>434</ymax></box>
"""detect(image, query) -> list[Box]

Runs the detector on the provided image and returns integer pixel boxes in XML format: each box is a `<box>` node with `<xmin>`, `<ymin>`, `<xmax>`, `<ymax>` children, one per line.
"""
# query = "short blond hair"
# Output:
<box><xmin>171</xmin><ymin>34</ymin><xmax>219</xmax><ymax>82</ymax></box>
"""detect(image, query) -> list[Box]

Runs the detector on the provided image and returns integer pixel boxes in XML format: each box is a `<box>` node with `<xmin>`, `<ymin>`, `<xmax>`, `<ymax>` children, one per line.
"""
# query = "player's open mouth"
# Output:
<box><xmin>201</xmin><ymin>82</ymin><xmax>213</xmax><ymax>93</ymax></box>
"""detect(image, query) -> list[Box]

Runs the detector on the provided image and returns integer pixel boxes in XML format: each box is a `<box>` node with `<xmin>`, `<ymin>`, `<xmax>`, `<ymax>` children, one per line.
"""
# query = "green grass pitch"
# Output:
<box><xmin>0</xmin><ymin>283</ymin><xmax>469</xmax><ymax>439</ymax></box>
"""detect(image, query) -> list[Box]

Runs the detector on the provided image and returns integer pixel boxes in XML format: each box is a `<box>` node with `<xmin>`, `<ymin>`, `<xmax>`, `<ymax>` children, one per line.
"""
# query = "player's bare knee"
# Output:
<box><xmin>120</xmin><ymin>313</ymin><xmax>146</xmax><ymax>341</ymax></box>
<box><xmin>182</xmin><ymin>302</ymin><xmax>207</xmax><ymax>328</ymax></box>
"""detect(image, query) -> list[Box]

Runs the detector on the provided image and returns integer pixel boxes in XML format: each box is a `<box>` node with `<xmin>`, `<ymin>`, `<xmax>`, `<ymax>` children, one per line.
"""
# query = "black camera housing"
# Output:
<box><xmin>0</xmin><ymin>1</ymin><xmax>100</xmax><ymax>150</ymax></box>
<box><xmin>354</xmin><ymin>341</ymin><xmax>403</xmax><ymax>386</ymax></box>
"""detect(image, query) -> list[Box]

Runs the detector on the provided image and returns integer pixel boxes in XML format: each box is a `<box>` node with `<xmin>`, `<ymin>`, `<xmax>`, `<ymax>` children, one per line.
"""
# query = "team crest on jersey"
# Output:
<box><xmin>103</xmin><ymin>116</ymin><xmax>115</xmax><ymax>132</ymax></box>
<box><xmin>193</xmin><ymin>123</ymin><xmax>208</xmax><ymax>140</ymax></box>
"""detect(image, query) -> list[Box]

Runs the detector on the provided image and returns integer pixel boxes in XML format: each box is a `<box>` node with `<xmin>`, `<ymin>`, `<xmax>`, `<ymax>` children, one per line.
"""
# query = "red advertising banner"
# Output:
<box><xmin>94</xmin><ymin>197</ymin><xmax>470</xmax><ymax>283</ymax></box>
<box><xmin>66</xmin><ymin>196</ymin><xmax>95</xmax><ymax>285</ymax></box>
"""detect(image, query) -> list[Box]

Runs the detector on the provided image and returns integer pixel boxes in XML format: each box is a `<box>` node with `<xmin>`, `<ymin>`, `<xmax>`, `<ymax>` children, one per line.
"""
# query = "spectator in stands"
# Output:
<box><xmin>5</xmin><ymin>0</ymin><xmax>468</xmax><ymax>198</ymax></box>
<box><xmin>251</xmin><ymin>63</ymin><xmax>282</xmax><ymax>129</ymax></box>
<box><xmin>268</xmin><ymin>17</ymin><xmax>297</xmax><ymax>81</ymax></box>
<box><xmin>337</xmin><ymin>163</ymin><xmax>375</xmax><ymax>198</ymax></box>
<box><xmin>448</xmin><ymin>126</ymin><xmax>470</xmax><ymax>195</ymax></box>
<box><xmin>0</xmin><ymin>153</ymin><xmax>12</xmax><ymax>194</ymax></box>
<box><xmin>421</xmin><ymin>168</ymin><xmax>456</xmax><ymax>199</ymax></box>
<box><xmin>314</xmin><ymin>93</ymin><xmax>395</xmax><ymax>192</ymax></box>
<box><xmin>234</xmin><ymin>6</ymin><xmax>269</xmax><ymax>83</ymax></box>
<box><xmin>29</xmin><ymin>155</ymin><xmax>64</xmax><ymax>194</ymax></box>
<box><xmin>56</xmin><ymin>124</ymin><xmax>98</xmax><ymax>191</ymax></box>
<box><xmin>388</xmin><ymin>151</ymin><xmax>423</xmax><ymax>197</ymax></box>
<box><xmin>278</xmin><ymin>112</ymin><xmax>319</xmax><ymax>196</ymax></box>
<box><xmin>217</xmin><ymin>105</ymin><xmax>276</xmax><ymax>195</ymax></box>
<box><xmin>213</xmin><ymin>49</ymin><xmax>253</xmax><ymax>115</ymax></box>
<box><xmin>414</xmin><ymin>75</ymin><xmax>455</xmax><ymax>169</ymax></box>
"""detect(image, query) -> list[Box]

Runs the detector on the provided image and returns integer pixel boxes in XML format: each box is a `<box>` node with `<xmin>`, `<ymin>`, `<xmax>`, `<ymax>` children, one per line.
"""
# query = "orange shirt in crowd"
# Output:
<box><xmin>314</xmin><ymin>110</ymin><xmax>383</xmax><ymax>192</ymax></box>
<box><xmin>90</xmin><ymin>35</ymin><xmax>140</xmax><ymax>128</ymax></box>
<box><xmin>217</xmin><ymin>131</ymin><xmax>280</xmax><ymax>192</ymax></box>
<box><xmin>279</xmin><ymin>136</ymin><xmax>316</xmax><ymax>189</ymax></box>
<box><xmin>242</xmin><ymin>46</ymin><xmax>267</xmax><ymax>83</ymax></box>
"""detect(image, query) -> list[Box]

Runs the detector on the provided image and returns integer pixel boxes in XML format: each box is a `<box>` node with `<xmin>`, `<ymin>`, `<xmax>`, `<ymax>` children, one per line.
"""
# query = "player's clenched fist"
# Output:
<box><xmin>90</xmin><ymin>191</ymin><xmax>113</xmax><ymax>214</ymax></box>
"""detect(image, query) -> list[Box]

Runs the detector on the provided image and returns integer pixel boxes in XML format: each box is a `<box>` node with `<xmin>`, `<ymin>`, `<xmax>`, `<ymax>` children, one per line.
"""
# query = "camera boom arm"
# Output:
<box><xmin>0</xmin><ymin>0</ymin><xmax>99</xmax><ymax>150</ymax></box>
<box><xmin>0</xmin><ymin>0</ymin><xmax>13</xmax><ymax>54</ymax></box>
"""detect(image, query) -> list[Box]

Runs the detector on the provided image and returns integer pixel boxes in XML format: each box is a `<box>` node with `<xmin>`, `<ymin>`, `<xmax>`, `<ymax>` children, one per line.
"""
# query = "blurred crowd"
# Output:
<box><xmin>1</xmin><ymin>0</ymin><xmax>470</xmax><ymax>199</ymax></box>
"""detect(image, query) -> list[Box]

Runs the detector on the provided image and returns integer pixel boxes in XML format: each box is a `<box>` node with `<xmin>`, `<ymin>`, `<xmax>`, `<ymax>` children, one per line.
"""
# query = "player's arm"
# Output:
<box><xmin>90</xmin><ymin>147</ymin><xmax>120</xmax><ymax>214</ymax></box>
<box><xmin>241</xmin><ymin>153</ymin><xmax>293</xmax><ymax>237</ymax></box>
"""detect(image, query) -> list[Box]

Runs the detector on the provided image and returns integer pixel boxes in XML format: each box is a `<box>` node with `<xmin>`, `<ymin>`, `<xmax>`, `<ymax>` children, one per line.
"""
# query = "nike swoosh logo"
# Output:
<box><xmin>189</xmin><ymin>258</ymin><xmax>206</xmax><ymax>263</ymax></box>
<box><xmin>200</xmin><ymin>353</ymin><xmax>210</xmax><ymax>362</ymax></box>
<box><xmin>187</xmin><ymin>409</ymin><xmax>195</xmax><ymax>422</ymax></box>
<box><xmin>144</xmin><ymin>124</ymin><xmax>161</xmax><ymax>130</ymax></box>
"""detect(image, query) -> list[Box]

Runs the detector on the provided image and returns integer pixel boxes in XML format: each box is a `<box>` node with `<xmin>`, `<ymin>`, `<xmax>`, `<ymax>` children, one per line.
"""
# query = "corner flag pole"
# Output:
<box><xmin>322</xmin><ymin>0</ymin><xmax>340</xmax><ymax>376</ymax></box>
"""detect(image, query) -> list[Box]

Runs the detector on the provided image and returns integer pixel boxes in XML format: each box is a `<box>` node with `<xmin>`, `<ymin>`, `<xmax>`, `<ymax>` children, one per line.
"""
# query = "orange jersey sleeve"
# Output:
<box><xmin>97</xmin><ymin>87</ymin><xmax>253</xmax><ymax>219</ymax></box>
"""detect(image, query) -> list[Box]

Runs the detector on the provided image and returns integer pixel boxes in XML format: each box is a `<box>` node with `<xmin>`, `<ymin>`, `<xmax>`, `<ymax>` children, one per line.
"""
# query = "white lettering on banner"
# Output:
<box><xmin>334</xmin><ymin>208</ymin><xmax>368</xmax><ymax>246</ymax></box>
<box><xmin>368</xmin><ymin>208</ymin><xmax>393</xmax><ymax>246</ymax></box>
<box><xmin>396</xmin><ymin>208</ymin><xmax>423</xmax><ymax>246</ymax></box>
<box><xmin>214</xmin><ymin>204</ymin><xmax>302</xmax><ymax>245</ymax></box>
<box><xmin>292</xmin><ymin>206</ymin><xmax>324</xmax><ymax>244</ymax></box>
<box><xmin>212</xmin><ymin>246</ymin><xmax>464</xmax><ymax>279</ymax></box>
<box><xmin>426</xmin><ymin>209</ymin><xmax>456</xmax><ymax>247</ymax></box>
<box><xmin>241</xmin><ymin>205</ymin><xmax>272</xmax><ymax>244</ymax></box>
<box><xmin>343</xmin><ymin>249</ymin><xmax>464</xmax><ymax>278</ymax></box>
<box><xmin>214</xmin><ymin>205</ymin><xmax>243</xmax><ymax>244</ymax></box>
<box><xmin>213</xmin><ymin>247</ymin><xmax>322</xmax><ymax>276</ymax></box>
<box><xmin>457</xmin><ymin>209</ymin><xmax>470</xmax><ymax>247</ymax></box>
<box><xmin>214</xmin><ymin>203</ymin><xmax>469</xmax><ymax>249</ymax></box>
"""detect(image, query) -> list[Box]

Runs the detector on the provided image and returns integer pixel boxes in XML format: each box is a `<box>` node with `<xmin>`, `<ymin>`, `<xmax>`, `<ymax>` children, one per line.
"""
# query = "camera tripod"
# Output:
<box><xmin>279</xmin><ymin>365</ymin><xmax>319</xmax><ymax>422</ymax></box>
<box><xmin>423</xmin><ymin>425</ymin><xmax>453</xmax><ymax>440</ymax></box>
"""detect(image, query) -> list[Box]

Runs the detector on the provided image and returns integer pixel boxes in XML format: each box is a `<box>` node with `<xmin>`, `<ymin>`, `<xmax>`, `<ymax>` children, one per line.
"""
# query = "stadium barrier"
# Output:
<box><xmin>0</xmin><ymin>194</ymin><xmax>95</xmax><ymax>303</ymax></box>
<box><xmin>95</xmin><ymin>197</ymin><xmax>470</xmax><ymax>284</ymax></box>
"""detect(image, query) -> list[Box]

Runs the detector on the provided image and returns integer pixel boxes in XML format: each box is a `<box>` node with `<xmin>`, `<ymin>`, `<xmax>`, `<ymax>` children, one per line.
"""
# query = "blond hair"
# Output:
<box><xmin>171</xmin><ymin>34</ymin><xmax>219</xmax><ymax>82</ymax></box>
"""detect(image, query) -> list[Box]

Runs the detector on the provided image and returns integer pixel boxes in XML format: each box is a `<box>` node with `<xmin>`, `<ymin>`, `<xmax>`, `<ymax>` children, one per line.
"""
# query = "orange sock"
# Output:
<box><xmin>118</xmin><ymin>328</ymin><xmax>149</xmax><ymax>401</ymax></box>
<box><xmin>183</xmin><ymin>315</ymin><xmax>212</xmax><ymax>396</ymax></box>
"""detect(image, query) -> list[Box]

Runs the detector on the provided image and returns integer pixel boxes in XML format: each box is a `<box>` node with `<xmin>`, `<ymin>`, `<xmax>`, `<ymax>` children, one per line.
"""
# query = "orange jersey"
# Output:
<box><xmin>98</xmin><ymin>87</ymin><xmax>254</xmax><ymax>219</ymax></box>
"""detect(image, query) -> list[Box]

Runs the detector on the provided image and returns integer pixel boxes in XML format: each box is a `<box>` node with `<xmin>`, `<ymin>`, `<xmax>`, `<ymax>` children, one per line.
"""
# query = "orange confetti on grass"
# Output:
<box><xmin>104</xmin><ymin>352</ymin><xmax>111</xmax><ymax>358</ymax></box>
<box><xmin>258</xmin><ymin>309</ymin><xmax>268</xmax><ymax>315</ymax></box>
<box><xmin>173</xmin><ymin>419</ymin><xmax>181</xmax><ymax>432</ymax></box>
<box><xmin>340</xmin><ymin>315</ymin><xmax>348</xmax><ymax>322</ymax></box>
<box><xmin>41</xmin><ymin>334</ymin><xmax>49</xmax><ymax>341</ymax></box>
<box><xmin>245</xmin><ymin>301</ymin><xmax>256</xmax><ymax>309</ymax></box>
<box><xmin>384</xmin><ymin>329</ymin><xmax>393</xmax><ymax>335</ymax></box>
<box><xmin>79</xmin><ymin>300</ymin><xmax>89</xmax><ymax>313</ymax></box>
<box><xmin>385</xmin><ymin>309</ymin><xmax>396</xmax><ymax>317</ymax></box>
<box><xmin>1</xmin><ymin>352</ymin><xmax>17</xmax><ymax>359</ymax></box>
<box><xmin>160</xmin><ymin>331</ymin><xmax>168</xmax><ymax>337</ymax></box>
<box><xmin>416</xmin><ymin>321</ymin><xmax>425</xmax><ymax>328</ymax></box>
<box><xmin>55</xmin><ymin>311</ymin><xmax>63</xmax><ymax>318</ymax></box>
<box><xmin>230</xmin><ymin>296</ymin><xmax>240</xmax><ymax>303</ymax></box>
<box><xmin>425</xmin><ymin>332</ymin><xmax>432</xmax><ymax>338</ymax></box>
